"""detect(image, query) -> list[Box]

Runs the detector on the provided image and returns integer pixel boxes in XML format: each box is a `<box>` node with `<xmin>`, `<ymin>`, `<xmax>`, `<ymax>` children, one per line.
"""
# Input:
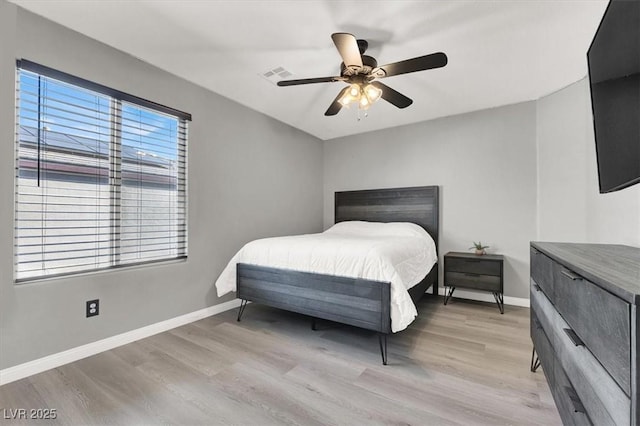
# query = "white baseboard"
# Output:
<box><xmin>0</xmin><ymin>299</ymin><xmax>242</xmax><ymax>386</ymax></box>
<box><xmin>438</xmin><ymin>287</ymin><xmax>530</xmax><ymax>308</ymax></box>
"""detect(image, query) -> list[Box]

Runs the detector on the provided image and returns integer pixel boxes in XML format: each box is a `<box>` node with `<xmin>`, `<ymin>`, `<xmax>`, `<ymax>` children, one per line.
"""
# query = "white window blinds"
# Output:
<box><xmin>15</xmin><ymin>61</ymin><xmax>189</xmax><ymax>282</ymax></box>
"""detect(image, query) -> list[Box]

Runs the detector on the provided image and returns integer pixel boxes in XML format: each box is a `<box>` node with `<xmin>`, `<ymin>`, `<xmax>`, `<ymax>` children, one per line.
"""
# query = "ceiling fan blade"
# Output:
<box><xmin>331</xmin><ymin>33</ymin><xmax>363</xmax><ymax>72</ymax></box>
<box><xmin>325</xmin><ymin>86</ymin><xmax>350</xmax><ymax>116</ymax></box>
<box><xmin>370</xmin><ymin>81</ymin><xmax>413</xmax><ymax>109</ymax></box>
<box><xmin>277</xmin><ymin>76</ymin><xmax>344</xmax><ymax>86</ymax></box>
<box><xmin>373</xmin><ymin>52</ymin><xmax>447</xmax><ymax>78</ymax></box>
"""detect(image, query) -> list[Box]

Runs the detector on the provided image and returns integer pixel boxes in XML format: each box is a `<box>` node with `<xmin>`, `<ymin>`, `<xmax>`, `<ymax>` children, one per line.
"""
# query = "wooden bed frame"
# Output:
<box><xmin>236</xmin><ymin>186</ymin><xmax>439</xmax><ymax>364</ymax></box>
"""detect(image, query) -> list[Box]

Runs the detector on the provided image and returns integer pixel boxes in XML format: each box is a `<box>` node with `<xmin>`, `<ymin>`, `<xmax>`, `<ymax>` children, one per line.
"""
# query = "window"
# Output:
<box><xmin>15</xmin><ymin>60</ymin><xmax>190</xmax><ymax>282</ymax></box>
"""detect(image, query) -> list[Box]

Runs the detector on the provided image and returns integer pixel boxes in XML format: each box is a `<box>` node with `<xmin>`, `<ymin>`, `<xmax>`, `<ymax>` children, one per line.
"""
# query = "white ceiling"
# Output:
<box><xmin>10</xmin><ymin>0</ymin><xmax>608</xmax><ymax>141</ymax></box>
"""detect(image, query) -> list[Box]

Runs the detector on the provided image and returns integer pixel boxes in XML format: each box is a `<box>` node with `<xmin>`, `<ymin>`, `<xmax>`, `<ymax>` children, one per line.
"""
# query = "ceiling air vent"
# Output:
<box><xmin>260</xmin><ymin>66</ymin><xmax>293</xmax><ymax>85</ymax></box>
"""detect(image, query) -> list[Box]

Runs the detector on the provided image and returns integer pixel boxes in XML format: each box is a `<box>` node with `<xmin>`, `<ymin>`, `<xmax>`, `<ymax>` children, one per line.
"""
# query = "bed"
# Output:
<box><xmin>216</xmin><ymin>186</ymin><xmax>439</xmax><ymax>364</ymax></box>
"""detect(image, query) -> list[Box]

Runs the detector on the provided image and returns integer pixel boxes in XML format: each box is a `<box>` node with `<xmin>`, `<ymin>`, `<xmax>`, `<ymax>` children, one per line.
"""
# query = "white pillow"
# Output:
<box><xmin>324</xmin><ymin>220</ymin><xmax>429</xmax><ymax>239</ymax></box>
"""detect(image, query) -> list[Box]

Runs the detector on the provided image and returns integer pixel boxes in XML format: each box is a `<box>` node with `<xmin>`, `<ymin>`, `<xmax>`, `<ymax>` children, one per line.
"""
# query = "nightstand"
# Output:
<box><xmin>443</xmin><ymin>251</ymin><xmax>504</xmax><ymax>313</ymax></box>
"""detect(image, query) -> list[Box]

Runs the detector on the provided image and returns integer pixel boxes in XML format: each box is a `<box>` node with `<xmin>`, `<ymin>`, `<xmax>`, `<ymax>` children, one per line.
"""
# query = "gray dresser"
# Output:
<box><xmin>530</xmin><ymin>242</ymin><xmax>640</xmax><ymax>426</ymax></box>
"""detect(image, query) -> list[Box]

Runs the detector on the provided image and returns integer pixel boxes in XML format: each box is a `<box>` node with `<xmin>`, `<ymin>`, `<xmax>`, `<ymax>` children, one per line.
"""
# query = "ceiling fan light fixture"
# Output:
<box><xmin>339</xmin><ymin>84</ymin><xmax>360</xmax><ymax>107</ymax></box>
<box><xmin>339</xmin><ymin>95</ymin><xmax>352</xmax><ymax>106</ymax></box>
<box><xmin>364</xmin><ymin>84</ymin><xmax>382</xmax><ymax>103</ymax></box>
<box><xmin>338</xmin><ymin>82</ymin><xmax>382</xmax><ymax>110</ymax></box>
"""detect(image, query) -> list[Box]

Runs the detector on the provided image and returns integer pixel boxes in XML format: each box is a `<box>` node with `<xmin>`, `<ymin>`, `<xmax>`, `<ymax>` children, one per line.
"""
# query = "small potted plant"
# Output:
<box><xmin>470</xmin><ymin>241</ymin><xmax>489</xmax><ymax>256</ymax></box>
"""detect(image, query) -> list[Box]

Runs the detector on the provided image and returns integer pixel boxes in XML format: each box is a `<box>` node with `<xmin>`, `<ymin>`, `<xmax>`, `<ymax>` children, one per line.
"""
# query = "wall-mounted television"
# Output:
<box><xmin>587</xmin><ymin>0</ymin><xmax>640</xmax><ymax>193</ymax></box>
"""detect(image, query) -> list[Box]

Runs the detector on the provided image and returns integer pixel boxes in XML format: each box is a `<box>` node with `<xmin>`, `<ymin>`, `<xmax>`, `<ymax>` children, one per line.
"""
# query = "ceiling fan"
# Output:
<box><xmin>277</xmin><ymin>33</ymin><xmax>448</xmax><ymax>116</ymax></box>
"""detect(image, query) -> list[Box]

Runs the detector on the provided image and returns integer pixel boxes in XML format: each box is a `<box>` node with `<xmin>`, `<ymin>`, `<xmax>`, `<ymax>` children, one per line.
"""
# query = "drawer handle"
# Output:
<box><xmin>533</xmin><ymin>318</ymin><xmax>542</xmax><ymax>330</ymax></box>
<box><xmin>565</xmin><ymin>386</ymin><xmax>586</xmax><ymax>414</ymax></box>
<box><xmin>561</xmin><ymin>269</ymin><xmax>583</xmax><ymax>281</ymax></box>
<box><xmin>464</xmin><ymin>259</ymin><xmax>481</xmax><ymax>263</ymax></box>
<box><xmin>563</xmin><ymin>328</ymin><xmax>585</xmax><ymax>347</ymax></box>
<box><xmin>464</xmin><ymin>272</ymin><xmax>480</xmax><ymax>277</ymax></box>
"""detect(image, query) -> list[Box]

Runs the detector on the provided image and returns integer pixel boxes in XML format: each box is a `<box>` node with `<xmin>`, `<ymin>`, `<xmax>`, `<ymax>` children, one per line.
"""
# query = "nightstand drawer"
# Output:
<box><xmin>445</xmin><ymin>272</ymin><xmax>501</xmax><ymax>292</ymax></box>
<box><xmin>445</xmin><ymin>257</ymin><xmax>501</xmax><ymax>276</ymax></box>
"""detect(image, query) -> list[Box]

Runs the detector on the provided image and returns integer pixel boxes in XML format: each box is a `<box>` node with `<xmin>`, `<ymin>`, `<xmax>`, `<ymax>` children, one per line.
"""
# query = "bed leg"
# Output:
<box><xmin>311</xmin><ymin>317</ymin><xmax>317</xmax><ymax>331</ymax></box>
<box><xmin>236</xmin><ymin>299</ymin><xmax>248</xmax><ymax>322</ymax></box>
<box><xmin>378</xmin><ymin>334</ymin><xmax>388</xmax><ymax>365</ymax></box>
<box><xmin>433</xmin><ymin>268</ymin><xmax>439</xmax><ymax>296</ymax></box>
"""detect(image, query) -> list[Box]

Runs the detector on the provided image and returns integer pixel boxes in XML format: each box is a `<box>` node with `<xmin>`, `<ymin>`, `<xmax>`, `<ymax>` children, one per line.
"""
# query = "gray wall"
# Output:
<box><xmin>0</xmin><ymin>2</ymin><xmax>323</xmax><ymax>370</ymax></box>
<box><xmin>537</xmin><ymin>78</ymin><xmax>640</xmax><ymax>246</ymax></box>
<box><xmin>324</xmin><ymin>103</ymin><xmax>539</xmax><ymax>299</ymax></box>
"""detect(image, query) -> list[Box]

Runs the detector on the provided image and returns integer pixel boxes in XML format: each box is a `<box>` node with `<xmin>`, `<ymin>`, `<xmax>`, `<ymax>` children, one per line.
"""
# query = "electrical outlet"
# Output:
<box><xmin>86</xmin><ymin>299</ymin><xmax>99</xmax><ymax>318</ymax></box>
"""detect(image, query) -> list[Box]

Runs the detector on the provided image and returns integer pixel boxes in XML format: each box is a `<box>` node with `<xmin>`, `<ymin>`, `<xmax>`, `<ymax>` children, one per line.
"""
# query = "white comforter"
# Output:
<box><xmin>215</xmin><ymin>221</ymin><xmax>437</xmax><ymax>332</ymax></box>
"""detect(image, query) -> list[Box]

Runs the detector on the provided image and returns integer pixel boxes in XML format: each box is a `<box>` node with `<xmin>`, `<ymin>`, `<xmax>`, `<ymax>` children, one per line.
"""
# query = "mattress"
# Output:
<box><xmin>215</xmin><ymin>221</ymin><xmax>437</xmax><ymax>332</ymax></box>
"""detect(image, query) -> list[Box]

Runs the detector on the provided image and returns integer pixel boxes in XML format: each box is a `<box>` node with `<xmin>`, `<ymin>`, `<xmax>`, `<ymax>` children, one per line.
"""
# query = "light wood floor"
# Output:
<box><xmin>0</xmin><ymin>296</ymin><xmax>560</xmax><ymax>425</ymax></box>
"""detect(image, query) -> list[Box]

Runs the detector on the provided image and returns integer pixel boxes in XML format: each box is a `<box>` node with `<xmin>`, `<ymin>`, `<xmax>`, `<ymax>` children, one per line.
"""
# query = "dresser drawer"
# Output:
<box><xmin>531</xmin><ymin>310</ymin><xmax>554</xmax><ymax>385</ymax></box>
<box><xmin>445</xmin><ymin>272</ymin><xmax>501</xmax><ymax>292</ymax></box>
<box><xmin>553</xmin><ymin>361</ymin><xmax>593</xmax><ymax>426</ymax></box>
<box><xmin>530</xmin><ymin>282</ymin><xmax>555</xmax><ymax>343</ymax></box>
<box><xmin>554</xmin><ymin>309</ymin><xmax>630</xmax><ymax>426</ymax></box>
<box><xmin>531</xmin><ymin>246</ymin><xmax>555</xmax><ymax>302</ymax></box>
<box><xmin>532</xmin><ymin>278</ymin><xmax>630</xmax><ymax>426</ymax></box>
<box><xmin>445</xmin><ymin>257</ymin><xmax>501</xmax><ymax>276</ymax></box>
<box><xmin>554</xmin><ymin>264</ymin><xmax>631</xmax><ymax>395</ymax></box>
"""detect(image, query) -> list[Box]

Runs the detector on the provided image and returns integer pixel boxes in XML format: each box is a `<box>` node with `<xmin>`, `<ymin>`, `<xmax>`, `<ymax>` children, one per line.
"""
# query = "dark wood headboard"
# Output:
<box><xmin>334</xmin><ymin>186</ymin><xmax>439</xmax><ymax>249</ymax></box>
